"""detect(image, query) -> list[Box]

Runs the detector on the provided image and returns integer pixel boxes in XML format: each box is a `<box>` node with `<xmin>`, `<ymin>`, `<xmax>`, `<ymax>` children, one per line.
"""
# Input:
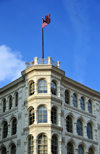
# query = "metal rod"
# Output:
<box><xmin>42</xmin><ymin>17</ymin><xmax>44</xmax><ymax>59</ymax></box>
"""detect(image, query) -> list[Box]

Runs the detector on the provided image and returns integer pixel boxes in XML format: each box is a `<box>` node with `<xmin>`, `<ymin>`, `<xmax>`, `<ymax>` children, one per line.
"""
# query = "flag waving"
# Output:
<box><xmin>42</xmin><ymin>14</ymin><xmax>51</xmax><ymax>28</ymax></box>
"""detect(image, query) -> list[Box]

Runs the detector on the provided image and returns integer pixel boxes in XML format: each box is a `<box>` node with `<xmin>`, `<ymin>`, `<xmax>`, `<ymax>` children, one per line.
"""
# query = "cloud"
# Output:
<box><xmin>0</xmin><ymin>45</ymin><xmax>25</xmax><ymax>82</ymax></box>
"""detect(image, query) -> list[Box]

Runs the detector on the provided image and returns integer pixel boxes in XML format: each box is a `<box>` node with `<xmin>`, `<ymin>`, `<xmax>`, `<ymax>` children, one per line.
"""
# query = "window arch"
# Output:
<box><xmin>78</xmin><ymin>145</ymin><xmax>84</xmax><ymax>154</ymax></box>
<box><xmin>88</xmin><ymin>100</ymin><xmax>92</xmax><ymax>113</ymax></box>
<box><xmin>88</xmin><ymin>148</ymin><xmax>94</xmax><ymax>154</ymax></box>
<box><xmin>65</xmin><ymin>90</ymin><xmax>69</xmax><ymax>104</ymax></box>
<box><xmin>51</xmin><ymin>135</ymin><xmax>58</xmax><ymax>154</ymax></box>
<box><xmin>38</xmin><ymin>79</ymin><xmax>47</xmax><ymax>93</ymax></box>
<box><xmin>29</xmin><ymin>81</ymin><xmax>35</xmax><ymax>95</ymax></box>
<box><xmin>67</xmin><ymin>142</ymin><xmax>74</xmax><ymax>154</ymax></box>
<box><xmin>3</xmin><ymin>121</ymin><xmax>8</xmax><ymax>139</ymax></box>
<box><xmin>87</xmin><ymin>123</ymin><xmax>92</xmax><ymax>139</ymax></box>
<box><xmin>29</xmin><ymin>108</ymin><xmax>35</xmax><ymax>125</ymax></box>
<box><xmin>15</xmin><ymin>92</ymin><xmax>18</xmax><ymax>107</ymax></box>
<box><xmin>38</xmin><ymin>106</ymin><xmax>47</xmax><ymax>123</ymax></box>
<box><xmin>66</xmin><ymin>116</ymin><xmax>72</xmax><ymax>133</ymax></box>
<box><xmin>1</xmin><ymin>147</ymin><xmax>6</xmax><ymax>154</ymax></box>
<box><xmin>3</xmin><ymin>98</ymin><xmax>6</xmax><ymax>112</ymax></box>
<box><xmin>73</xmin><ymin>94</ymin><xmax>77</xmax><ymax>107</ymax></box>
<box><xmin>51</xmin><ymin>81</ymin><xmax>57</xmax><ymax>95</ymax></box>
<box><xmin>38</xmin><ymin>134</ymin><xmax>47</xmax><ymax>154</ymax></box>
<box><xmin>9</xmin><ymin>95</ymin><xmax>12</xmax><ymax>110</ymax></box>
<box><xmin>51</xmin><ymin>107</ymin><xmax>57</xmax><ymax>124</ymax></box>
<box><xmin>77</xmin><ymin>120</ymin><xmax>83</xmax><ymax>136</ymax></box>
<box><xmin>80</xmin><ymin>97</ymin><xmax>85</xmax><ymax>110</ymax></box>
<box><xmin>11</xmin><ymin>144</ymin><xmax>16</xmax><ymax>154</ymax></box>
<box><xmin>28</xmin><ymin>135</ymin><xmax>34</xmax><ymax>154</ymax></box>
<box><xmin>12</xmin><ymin>118</ymin><xmax>17</xmax><ymax>135</ymax></box>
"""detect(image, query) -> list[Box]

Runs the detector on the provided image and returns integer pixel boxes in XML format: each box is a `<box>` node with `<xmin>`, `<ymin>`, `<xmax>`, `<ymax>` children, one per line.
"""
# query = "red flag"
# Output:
<box><xmin>42</xmin><ymin>14</ymin><xmax>51</xmax><ymax>28</ymax></box>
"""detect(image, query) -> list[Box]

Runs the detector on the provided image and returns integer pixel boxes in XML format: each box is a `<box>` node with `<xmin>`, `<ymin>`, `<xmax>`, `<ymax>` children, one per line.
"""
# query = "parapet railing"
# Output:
<box><xmin>25</xmin><ymin>57</ymin><xmax>60</xmax><ymax>69</ymax></box>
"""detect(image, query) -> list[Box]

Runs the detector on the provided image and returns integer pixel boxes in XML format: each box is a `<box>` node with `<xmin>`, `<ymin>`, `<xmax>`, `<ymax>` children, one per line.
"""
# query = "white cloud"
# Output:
<box><xmin>0</xmin><ymin>45</ymin><xmax>25</xmax><ymax>82</ymax></box>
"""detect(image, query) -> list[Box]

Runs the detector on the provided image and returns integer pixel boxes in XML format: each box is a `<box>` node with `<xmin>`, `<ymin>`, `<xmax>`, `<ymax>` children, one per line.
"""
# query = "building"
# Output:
<box><xmin>0</xmin><ymin>57</ymin><xmax>100</xmax><ymax>154</ymax></box>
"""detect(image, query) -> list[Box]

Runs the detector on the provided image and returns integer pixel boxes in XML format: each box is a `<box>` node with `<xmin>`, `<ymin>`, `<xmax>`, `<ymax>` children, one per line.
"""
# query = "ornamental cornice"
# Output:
<box><xmin>0</xmin><ymin>107</ymin><xmax>18</xmax><ymax>118</ymax></box>
<box><xmin>0</xmin><ymin>134</ymin><xmax>17</xmax><ymax>143</ymax></box>
<box><xmin>65</xmin><ymin>132</ymin><xmax>98</xmax><ymax>145</ymax></box>
<box><xmin>64</xmin><ymin>103</ymin><xmax>96</xmax><ymax>118</ymax></box>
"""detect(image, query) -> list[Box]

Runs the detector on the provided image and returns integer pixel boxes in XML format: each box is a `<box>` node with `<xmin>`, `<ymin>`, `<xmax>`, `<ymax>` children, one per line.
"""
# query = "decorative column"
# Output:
<box><xmin>6</xmin><ymin>99</ymin><xmax>9</xmax><ymax>111</ymax></box>
<box><xmin>70</xmin><ymin>91</ymin><xmax>73</xmax><ymax>106</ymax></box>
<box><xmin>48</xmin><ymin>138</ymin><xmax>51</xmax><ymax>154</ymax></box>
<box><xmin>74</xmin><ymin>122</ymin><xmax>77</xmax><ymax>135</ymax></box>
<box><xmin>7</xmin><ymin>124</ymin><xmax>10</xmax><ymax>137</ymax></box>
<box><xmin>59</xmin><ymin>140</ymin><xmax>62</xmax><ymax>154</ymax></box>
<box><xmin>12</xmin><ymin>96</ymin><xmax>15</xmax><ymax>108</ymax></box>
<box><xmin>24</xmin><ymin>142</ymin><xmax>27</xmax><ymax>154</ymax></box>
<box><xmin>58</xmin><ymin>112</ymin><xmax>61</xmax><ymax>126</ymax></box>
<box><xmin>77</xmin><ymin>95</ymin><xmax>81</xmax><ymax>109</ymax></box>
<box><xmin>25</xmin><ymin>112</ymin><xmax>28</xmax><ymax>127</ymax></box>
<box><xmin>34</xmin><ymin>110</ymin><xmax>37</xmax><ymax>124</ymax></box>
<box><xmin>85</xmin><ymin>98</ymin><xmax>88</xmax><ymax>112</ymax></box>
<box><xmin>93</xmin><ymin>101</ymin><xmax>96</xmax><ymax>115</ymax></box>
<box><xmin>84</xmin><ymin>125</ymin><xmax>87</xmax><ymax>138</ymax></box>
<box><xmin>34</xmin><ymin>139</ymin><xmax>37</xmax><ymax>154</ymax></box>
<box><xmin>57</xmin><ymin>61</ymin><xmax>60</xmax><ymax>68</ymax></box>
<box><xmin>58</xmin><ymin>81</ymin><xmax>60</xmax><ymax>97</ymax></box>
<box><xmin>34</xmin><ymin>57</ymin><xmax>38</xmax><ymax>65</ymax></box>
<box><xmin>48</xmin><ymin>82</ymin><xmax>51</xmax><ymax>94</ymax></box>
<box><xmin>35</xmin><ymin>82</ymin><xmax>38</xmax><ymax>94</ymax></box>
<box><xmin>25</xmin><ymin>62</ymin><xmax>29</xmax><ymax>69</ymax></box>
<box><xmin>48</xmin><ymin>109</ymin><xmax>51</xmax><ymax>124</ymax></box>
<box><xmin>48</xmin><ymin>57</ymin><xmax>51</xmax><ymax>65</ymax></box>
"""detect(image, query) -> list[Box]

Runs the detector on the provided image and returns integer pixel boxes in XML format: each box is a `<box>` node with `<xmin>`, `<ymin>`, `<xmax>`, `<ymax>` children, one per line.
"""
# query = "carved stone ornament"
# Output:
<box><xmin>62</xmin><ymin>137</ymin><xmax>65</xmax><ymax>144</ymax></box>
<box><xmin>61</xmin><ymin>110</ymin><xmax>64</xmax><ymax>117</ymax></box>
<box><xmin>18</xmin><ymin>113</ymin><xmax>22</xmax><ymax>120</ymax></box>
<box><xmin>17</xmin><ymin>139</ymin><xmax>21</xmax><ymax>147</ymax></box>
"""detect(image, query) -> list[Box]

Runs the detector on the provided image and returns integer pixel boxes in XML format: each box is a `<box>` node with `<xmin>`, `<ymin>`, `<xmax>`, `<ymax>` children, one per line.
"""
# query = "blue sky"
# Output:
<box><xmin>0</xmin><ymin>0</ymin><xmax>100</xmax><ymax>92</ymax></box>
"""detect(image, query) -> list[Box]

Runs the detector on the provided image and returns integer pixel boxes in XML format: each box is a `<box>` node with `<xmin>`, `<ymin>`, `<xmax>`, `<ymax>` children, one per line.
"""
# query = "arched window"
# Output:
<box><xmin>77</xmin><ymin>120</ymin><xmax>82</xmax><ymax>136</ymax></box>
<box><xmin>66</xmin><ymin>116</ymin><xmax>72</xmax><ymax>133</ymax></box>
<box><xmin>88</xmin><ymin>100</ymin><xmax>92</xmax><ymax>113</ymax></box>
<box><xmin>11</xmin><ymin>144</ymin><xmax>16</xmax><ymax>154</ymax></box>
<box><xmin>78</xmin><ymin>145</ymin><xmax>84</xmax><ymax>154</ymax></box>
<box><xmin>1</xmin><ymin>147</ymin><xmax>6</xmax><ymax>154</ymax></box>
<box><xmin>87</xmin><ymin>123</ymin><xmax>92</xmax><ymax>139</ymax></box>
<box><xmin>29</xmin><ymin>108</ymin><xmax>35</xmax><ymax>125</ymax></box>
<box><xmin>38</xmin><ymin>106</ymin><xmax>47</xmax><ymax>123</ymax></box>
<box><xmin>38</xmin><ymin>134</ymin><xmax>47</xmax><ymax>154</ymax></box>
<box><xmin>65</xmin><ymin>90</ymin><xmax>69</xmax><ymax>104</ymax></box>
<box><xmin>38</xmin><ymin>80</ymin><xmax>47</xmax><ymax>93</ymax></box>
<box><xmin>3</xmin><ymin>98</ymin><xmax>6</xmax><ymax>112</ymax></box>
<box><xmin>88</xmin><ymin>148</ymin><xmax>94</xmax><ymax>154</ymax></box>
<box><xmin>67</xmin><ymin>142</ymin><xmax>74</xmax><ymax>154</ymax></box>
<box><xmin>51</xmin><ymin>107</ymin><xmax>57</xmax><ymax>124</ymax></box>
<box><xmin>9</xmin><ymin>95</ymin><xmax>12</xmax><ymax>110</ymax></box>
<box><xmin>73</xmin><ymin>94</ymin><xmax>77</xmax><ymax>107</ymax></box>
<box><xmin>15</xmin><ymin>93</ymin><xmax>18</xmax><ymax>106</ymax></box>
<box><xmin>51</xmin><ymin>81</ymin><xmax>56</xmax><ymax>95</ymax></box>
<box><xmin>29</xmin><ymin>82</ymin><xmax>35</xmax><ymax>95</ymax></box>
<box><xmin>51</xmin><ymin>135</ymin><xmax>58</xmax><ymax>154</ymax></box>
<box><xmin>28</xmin><ymin>135</ymin><xmax>34</xmax><ymax>154</ymax></box>
<box><xmin>3</xmin><ymin>121</ymin><xmax>8</xmax><ymax>139</ymax></box>
<box><xmin>80</xmin><ymin>97</ymin><xmax>85</xmax><ymax>110</ymax></box>
<box><xmin>12</xmin><ymin>118</ymin><xmax>17</xmax><ymax>135</ymax></box>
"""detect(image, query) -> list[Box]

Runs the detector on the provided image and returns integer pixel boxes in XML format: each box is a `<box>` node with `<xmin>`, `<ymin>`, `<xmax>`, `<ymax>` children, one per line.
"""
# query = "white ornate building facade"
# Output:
<box><xmin>0</xmin><ymin>57</ymin><xmax>100</xmax><ymax>154</ymax></box>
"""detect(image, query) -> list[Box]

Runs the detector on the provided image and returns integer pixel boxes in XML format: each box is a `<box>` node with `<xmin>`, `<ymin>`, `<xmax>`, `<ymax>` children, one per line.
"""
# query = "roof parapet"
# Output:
<box><xmin>25</xmin><ymin>57</ymin><xmax>60</xmax><ymax>69</ymax></box>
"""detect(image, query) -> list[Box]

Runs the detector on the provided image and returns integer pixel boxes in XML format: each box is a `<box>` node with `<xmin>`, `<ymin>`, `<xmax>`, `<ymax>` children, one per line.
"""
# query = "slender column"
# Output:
<box><xmin>34</xmin><ymin>57</ymin><xmax>38</xmax><ymax>65</ymax></box>
<box><xmin>70</xmin><ymin>95</ymin><xmax>73</xmax><ymax>106</ymax></box>
<box><xmin>6</xmin><ymin>99</ymin><xmax>9</xmax><ymax>111</ymax></box>
<box><xmin>74</xmin><ymin>122</ymin><xmax>77</xmax><ymax>135</ymax></box>
<box><xmin>58</xmin><ymin>112</ymin><xmax>61</xmax><ymax>126</ymax></box>
<box><xmin>34</xmin><ymin>139</ymin><xmax>37</xmax><ymax>154</ymax></box>
<box><xmin>48</xmin><ymin>139</ymin><xmax>51</xmax><ymax>153</ymax></box>
<box><xmin>24</xmin><ymin>142</ymin><xmax>27</xmax><ymax>154</ymax></box>
<box><xmin>48</xmin><ymin>57</ymin><xmax>51</xmax><ymax>64</ymax></box>
<box><xmin>77</xmin><ymin>95</ymin><xmax>81</xmax><ymax>109</ymax></box>
<box><xmin>59</xmin><ymin>141</ymin><xmax>62</xmax><ymax>154</ymax></box>
<box><xmin>48</xmin><ymin>109</ymin><xmax>51</xmax><ymax>124</ymax></box>
<box><xmin>8</xmin><ymin>124</ymin><xmax>10</xmax><ymax>137</ymax></box>
<box><xmin>84</xmin><ymin>125</ymin><xmax>87</xmax><ymax>138</ymax></box>
<box><xmin>12</xmin><ymin>96</ymin><xmax>15</xmax><ymax>108</ymax></box>
<box><xmin>25</xmin><ymin>113</ymin><xmax>28</xmax><ymax>127</ymax></box>
<box><xmin>75</xmin><ymin>149</ymin><xmax>78</xmax><ymax>154</ymax></box>
<box><xmin>34</xmin><ymin>110</ymin><xmax>37</xmax><ymax>124</ymax></box>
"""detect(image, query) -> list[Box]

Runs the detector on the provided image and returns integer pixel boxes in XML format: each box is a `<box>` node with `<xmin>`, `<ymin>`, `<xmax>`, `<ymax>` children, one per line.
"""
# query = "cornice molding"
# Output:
<box><xmin>0</xmin><ymin>134</ymin><xmax>17</xmax><ymax>143</ymax></box>
<box><xmin>64</xmin><ymin>103</ymin><xmax>96</xmax><ymax>118</ymax></box>
<box><xmin>65</xmin><ymin>132</ymin><xmax>98</xmax><ymax>145</ymax></box>
<box><xmin>0</xmin><ymin>107</ymin><xmax>18</xmax><ymax>118</ymax></box>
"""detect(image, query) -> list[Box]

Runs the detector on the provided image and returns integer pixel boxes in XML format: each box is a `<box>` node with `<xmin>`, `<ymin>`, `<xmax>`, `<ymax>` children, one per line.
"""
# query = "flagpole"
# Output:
<box><xmin>42</xmin><ymin>17</ymin><xmax>44</xmax><ymax>59</ymax></box>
